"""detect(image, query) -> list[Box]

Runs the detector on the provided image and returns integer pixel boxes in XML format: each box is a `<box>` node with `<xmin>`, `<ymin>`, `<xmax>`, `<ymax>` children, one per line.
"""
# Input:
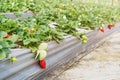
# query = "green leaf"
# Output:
<box><xmin>29</xmin><ymin>46</ymin><xmax>37</xmax><ymax>53</ymax></box>
<box><xmin>3</xmin><ymin>48</ymin><xmax>10</xmax><ymax>54</ymax></box>
<box><xmin>23</xmin><ymin>39</ymin><xmax>30</xmax><ymax>45</ymax></box>
<box><xmin>0</xmin><ymin>41</ymin><xmax>10</xmax><ymax>48</ymax></box>
<box><xmin>0</xmin><ymin>45</ymin><xmax>3</xmax><ymax>49</ymax></box>
<box><xmin>0</xmin><ymin>50</ymin><xmax>6</xmax><ymax>60</ymax></box>
<box><xmin>15</xmin><ymin>12</ymin><xmax>23</xmax><ymax>17</ymax></box>
<box><xmin>8</xmin><ymin>35</ymin><xmax>19</xmax><ymax>43</ymax></box>
<box><xmin>30</xmin><ymin>38</ymin><xmax>38</xmax><ymax>42</ymax></box>
<box><xmin>0</xmin><ymin>31</ymin><xmax>7</xmax><ymax>38</ymax></box>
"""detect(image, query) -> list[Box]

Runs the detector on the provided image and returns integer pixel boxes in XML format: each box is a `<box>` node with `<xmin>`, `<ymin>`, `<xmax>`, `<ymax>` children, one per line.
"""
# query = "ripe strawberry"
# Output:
<box><xmin>108</xmin><ymin>24</ymin><xmax>114</xmax><ymax>29</ymax></box>
<box><xmin>29</xmin><ymin>28</ymin><xmax>35</xmax><ymax>33</ymax></box>
<box><xmin>39</xmin><ymin>60</ymin><xmax>46</xmax><ymax>69</ymax></box>
<box><xmin>5</xmin><ymin>34</ymin><xmax>11</xmax><ymax>38</ymax></box>
<box><xmin>29</xmin><ymin>30</ymin><xmax>33</xmax><ymax>33</ymax></box>
<box><xmin>99</xmin><ymin>27</ymin><xmax>104</xmax><ymax>32</ymax></box>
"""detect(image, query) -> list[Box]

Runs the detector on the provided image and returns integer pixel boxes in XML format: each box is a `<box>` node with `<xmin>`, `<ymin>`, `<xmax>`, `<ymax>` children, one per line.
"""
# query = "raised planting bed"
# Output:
<box><xmin>0</xmin><ymin>21</ymin><xmax>120</xmax><ymax>80</ymax></box>
<box><xmin>0</xmin><ymin>0</ymin><xmax>120</xmax><ymax>80</ymax></box>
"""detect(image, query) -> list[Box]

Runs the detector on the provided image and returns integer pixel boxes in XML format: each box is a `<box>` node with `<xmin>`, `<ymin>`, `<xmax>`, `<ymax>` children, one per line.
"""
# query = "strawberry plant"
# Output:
<box><xmin>0</xmin><ymin>31</ymin><xmax>18</xmax><ymax>60</ymax></box>
<box><xmin>0</xmin><ymin>0</ymin><xmax>120</xmax><ymax>70</ymax></box>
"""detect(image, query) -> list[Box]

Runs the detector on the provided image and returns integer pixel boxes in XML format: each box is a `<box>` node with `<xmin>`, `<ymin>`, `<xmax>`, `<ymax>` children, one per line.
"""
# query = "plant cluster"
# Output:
<box><xmin>0</xmin><ymin>0</ymin><xmax>120</xmax><ymax>62</ymax></box>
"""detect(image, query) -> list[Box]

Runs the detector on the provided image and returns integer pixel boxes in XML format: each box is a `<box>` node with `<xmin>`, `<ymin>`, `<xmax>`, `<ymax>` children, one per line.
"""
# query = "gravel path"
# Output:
<box><xmin>53</xmin><ymin>31</ymin><xmax>120</xmax><ymax>80</ymax></box>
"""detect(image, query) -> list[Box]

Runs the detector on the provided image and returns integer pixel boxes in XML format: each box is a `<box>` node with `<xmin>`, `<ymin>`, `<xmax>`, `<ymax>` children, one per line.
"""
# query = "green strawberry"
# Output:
<box><xmin>10</xmin><ymin>57</ymin><xmax>18</xmax><ymax>62</ymax></box>
<box><xmin>82</xmin><ymin>40</ymin><xmax>87</xmax><ymax>44</ymax></box>
<box><xmin>81</xmin><ymin>35</ymin><xmax>88</xmax><ymax>40</ymax></box>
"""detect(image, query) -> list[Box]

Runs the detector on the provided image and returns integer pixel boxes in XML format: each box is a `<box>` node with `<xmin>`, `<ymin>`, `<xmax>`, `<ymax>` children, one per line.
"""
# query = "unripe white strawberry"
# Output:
<box><xmin>37</xmin><ymin>50</ymin><xmax>47</xmax><ymax>60</ymax></box>
<box><xmin>38</xmin><ymin>43</ymin><xmax>48</xmax><ymax>50</ymax></box>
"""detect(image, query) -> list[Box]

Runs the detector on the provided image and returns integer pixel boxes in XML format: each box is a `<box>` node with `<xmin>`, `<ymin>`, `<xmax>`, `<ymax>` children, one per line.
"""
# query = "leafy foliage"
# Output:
<box><xmin>0</xmin><ymin>0</ymin><xmax>120</xmax><ymax>60</ymax></box>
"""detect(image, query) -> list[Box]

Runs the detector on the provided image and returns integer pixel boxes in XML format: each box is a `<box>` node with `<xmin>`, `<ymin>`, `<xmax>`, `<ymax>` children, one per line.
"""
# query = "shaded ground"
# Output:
<box><xmin>43</xmin><ymin>31</ymin><xmax>120</xmax><ymax>80</ymax></box>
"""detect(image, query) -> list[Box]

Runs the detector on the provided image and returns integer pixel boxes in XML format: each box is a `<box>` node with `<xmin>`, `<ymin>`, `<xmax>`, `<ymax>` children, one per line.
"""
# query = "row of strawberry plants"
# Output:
<box><xmin>0</xmin><ymin>0</ymin><xmax>120</xmax><ymax>69</ymax></box>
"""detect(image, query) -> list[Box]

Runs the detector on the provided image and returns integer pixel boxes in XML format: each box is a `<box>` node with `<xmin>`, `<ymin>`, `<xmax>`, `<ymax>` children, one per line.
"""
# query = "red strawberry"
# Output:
<box><xmin>99</xmin><ymin>27</ymin><xmax>104</xmax><ymax>32</ymax></box>
<box><xmin>39</xmin><ymin>60</ymin><xmax>46</xmax><ymax>69</ymax></box>
<box><xmin>29</xmin><ymin>28</ymin><xmax>35</xmax><ymax>33</ymax></box>
<box><xmin>29</xmin><ymin>30</ymin><xmax>33</xmax><ymax>33</ymax></box>
<box><xmin>5</xmin><ymin>34</ymin><xmax>11</xmax><ymax>38</ymax></box>
<box><xmin>108</xmin><ymin>24</ymin><xmax>114</xmax><ymax>29</ymax></box>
